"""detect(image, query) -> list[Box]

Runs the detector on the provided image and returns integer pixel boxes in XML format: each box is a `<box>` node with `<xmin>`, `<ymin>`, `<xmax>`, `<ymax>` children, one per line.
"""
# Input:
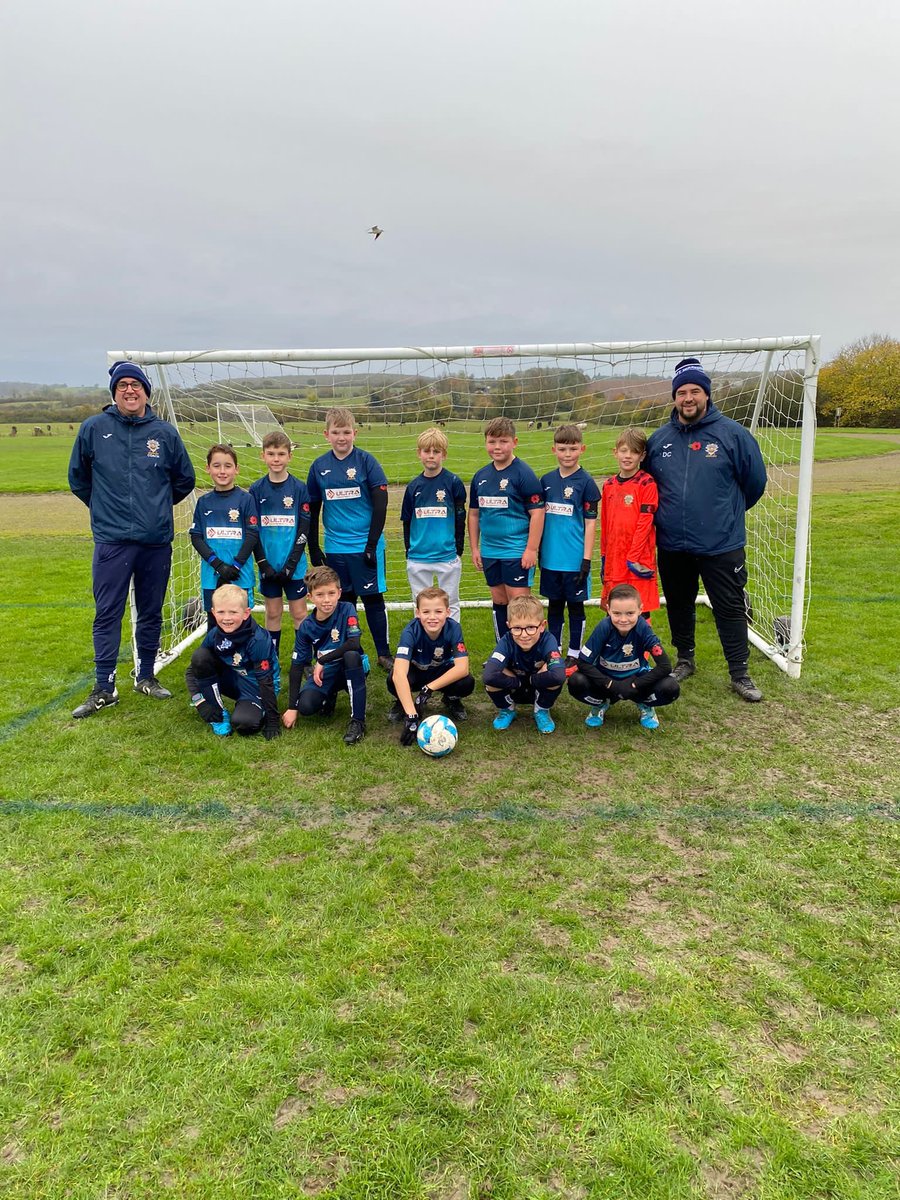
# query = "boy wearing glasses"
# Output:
<box><xmin>483</xmin><ymin>594</ymin><xmax>566</xmax><ymax>734</ymax></box>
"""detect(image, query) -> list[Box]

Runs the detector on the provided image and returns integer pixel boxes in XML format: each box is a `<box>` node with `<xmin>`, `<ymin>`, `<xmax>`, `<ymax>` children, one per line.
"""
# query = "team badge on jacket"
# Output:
<box><xmin>146</xmin><ymin>439</ymin><xmax>160</xmax><ymax>458</ymax></box>
<box><xmin>705</xmin><ymin>443</ymin><xmax>719</xmax><ymax>457</ymax></box>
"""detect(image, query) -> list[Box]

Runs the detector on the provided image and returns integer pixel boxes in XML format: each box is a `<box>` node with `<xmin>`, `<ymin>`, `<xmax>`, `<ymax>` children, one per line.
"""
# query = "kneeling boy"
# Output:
<box><xmin>568</xmin><ymin>583</ymin><xmax>679</xmax><ymax>730</ymax></box>
<box><xmin>185</xmin><ymin>584</ymin><xmax>280</xmax><ymax>739</ymax></box>
<box><xmin>389</xmin><ymin>586</ymin><xmax>475</xmax><ymax>745</ymax></box>
<box><xmin>483</xmin><ymin>594</ymin><xmax>566</xmax><ymax>734</ymax></box>
<box><xmin>282</xmin><ymin>566</ymin><xmax>368</xmax><ymax>745</ymax></box>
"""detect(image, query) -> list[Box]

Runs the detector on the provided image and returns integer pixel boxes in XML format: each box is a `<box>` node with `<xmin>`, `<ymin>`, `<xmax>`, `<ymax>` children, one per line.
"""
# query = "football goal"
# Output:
<box><xmin>109</xmin><ymin>338</ymin><xmax>819</xmax><ymax>677</ymax></box>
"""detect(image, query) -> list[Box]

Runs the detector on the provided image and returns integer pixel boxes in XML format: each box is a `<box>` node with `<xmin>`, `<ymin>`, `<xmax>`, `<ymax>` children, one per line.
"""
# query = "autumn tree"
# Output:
<box><xmin>817</xmin><ymin>335</ymin><xmax>900</xmax><ymax>428</ymax></box>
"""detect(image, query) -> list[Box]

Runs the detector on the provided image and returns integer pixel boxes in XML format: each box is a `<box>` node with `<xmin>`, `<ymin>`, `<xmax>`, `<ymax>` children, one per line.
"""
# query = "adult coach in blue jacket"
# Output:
<box><xmin>68</xmin><ymin>361</ymin><xmax>195</xmax><ymax>718</ymax></box>
<box><xmin>645</xmin><ymin>358</ymin><xmax>767</xmax><ymax>702</ymax></box>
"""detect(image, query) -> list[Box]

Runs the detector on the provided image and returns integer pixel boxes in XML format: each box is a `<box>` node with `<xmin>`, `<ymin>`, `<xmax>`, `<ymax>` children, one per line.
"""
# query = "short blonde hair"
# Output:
<box><xmin>417</xmin><ymin>427</ymin><xmax>448</xmax><ymax>454</ymax></box>
<box><xmin>211</xmin><ymin>584</ymin><xmax>249</xmax><ymax>609</ymax></box>
<box><xmin>325</xmin><ymin>407</ymin><xmax>356</xmax><ymax>431</ymax></box>
<box><xmin>416</xmin><ymin>586</ymin><xmax>450</xmax><ymax>609</ymax></box>
<box><xmin>507</xmin><ymin>594</ymin><xmax>544</xmax><ymax>624</ymax></box>
<box><xmin>615</xmin><ymin>426</ymin><xmax>647</xmax><ymax>455</ymax></box>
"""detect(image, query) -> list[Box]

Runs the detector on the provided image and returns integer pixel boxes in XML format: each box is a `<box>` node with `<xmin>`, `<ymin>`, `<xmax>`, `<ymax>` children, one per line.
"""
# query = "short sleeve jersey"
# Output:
<box><xmin>489</xmin><ymin>630</ymin><xmax>562</xmax><ymax>681</ymax></box>
<box><xmin>539</xmin><ymin>467</ymin><xmax>601</xmax><ymax>572</ymax></box>
<box><xmin>306</xmin><ymin>447</ymin><xmax>388</xmax><ymax>554</ymax></box>
<box><xmin>580</xmin><ymin>616</ymin><xmax>665</xmax><ymax>679</ymax></box>
<box><xmin>395</xmin><ymin>616</ymin><xmax>468</xmax><ymax>671</ymax></box>
<box><xmin>469</xmin><ymin>458</ymin><xmax>544</xmax><ymax>559</ymax></box>
<box><xmin>291</xmin><ymin>600</ymin><xmax>361</xmax><ymax>668</ymax></box>
<box><xmin>401</xmin><ymin>469</ymin><xmax>466</xmax><ymax>562</ymax></box>
<box><xmin>190</xmin><ymin>487</ymin><xmax>258</xmax><ymax>593</ymax></box>
<box><xmin>201</xmin><ymin>616</ymin><xmax>279</xmax><ymax>693</ymax></box>
<box><xmin>249</xmin><ymin>473</ymin><xmax>311</xmax><ymax>580</ymax></box>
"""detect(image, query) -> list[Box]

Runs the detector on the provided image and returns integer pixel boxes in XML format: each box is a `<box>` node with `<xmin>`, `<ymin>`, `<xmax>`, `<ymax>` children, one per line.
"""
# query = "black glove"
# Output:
<box><xmin>609</xmin><ymin>677</ymin><xmax>637</xmax><ymax>700</ymax></box>
<box><xmin>216</xmin><ymin>562</ymin><xmax>240</xmax><ymax>583</ymax></box>
<box><xmin>309</xmin><ymin>546</ymin><xmax>325</xmax><ymax>567</ymax></box>
<box><xmin>577</xmin><ymin>558</ymin><xmax>591</xmax><ymax>585</ymax></box>
<box><xmin>363</xmin><ymin>545</ymin><xmax>377</xmax><ymax>569</ymax></box>
<box><xmin>414</xmin><ymin>685</ymin><xmax>431</xmax><ymax>713</ymax></box>
<box><xmin>400</xmin><ymin>715</ymin><xmax>420</xmax><ymax>746</ymax></box>
<box><xmin>264</xmin><ymin>714</ymin><xmax>281</xmax><ymax>740</ymax></box>
<box><xmin>273</xmin><ymin>569</ymin><xmax>293</xmax><ymax>589</ymax></box>
<box><xmin>257</xmin><ymin>559</ymin><xmax>277</xmax><ymax>581</ymax></box>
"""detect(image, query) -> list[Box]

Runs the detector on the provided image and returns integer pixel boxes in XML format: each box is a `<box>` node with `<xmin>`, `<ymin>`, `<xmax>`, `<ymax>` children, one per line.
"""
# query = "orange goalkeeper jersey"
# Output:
<box><xmin>600</xmin><ymin>470</ymin><xmax>659</xmax><ymax>612</ymax></box>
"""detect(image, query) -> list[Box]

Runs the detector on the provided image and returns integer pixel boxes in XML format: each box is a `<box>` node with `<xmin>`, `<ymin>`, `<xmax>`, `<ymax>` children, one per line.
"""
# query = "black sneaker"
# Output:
<box><xmin>731</xmin><ymin>675</ymin><xmax>763</xmax><ymax>703</ymax></box>
<box><xmin>672</xmin><ymin>657</ymin><xmax>696</xmax><ymax>683</ymax></box>
<box><xmin>72</xmin><ymin>687</ymin><xmax>119</xmax><ymax>719</ymax></box>
<box><xmin>320</xmin><ymin>692</ymin><xmax>337</xmax><ymax>718</ymax></box>
<box><xmin>387</xmin><ymin>699</ymin><xmax>405</xmax><ymax>723</ymax></box>
<box><xmin>343</xmin><ymin>717</ymin><xmax>366</xmax><ymax>745</ymax></box>
<box><xmin>443</xmin><ymin>696</ymin><xmax>468</xmax><ymax>723</ymax></box>
<box><xmin>376</xmin><ymin>654</ymin><xmax>395</xmax><ymax>673</ymax></box>
<box><xmin>134</xmin><ymin>676</ymin><xmax>172</xmax><ymax>700</ymax></box>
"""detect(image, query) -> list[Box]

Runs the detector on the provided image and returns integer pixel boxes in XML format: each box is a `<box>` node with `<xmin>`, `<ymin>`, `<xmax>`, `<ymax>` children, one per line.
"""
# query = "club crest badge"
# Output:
<box><xmin>499</xmin><ymin>478</ymin><xmax>509</xmax><ymax>491</ymax></box>
<box><xmin>232</xmin><ymin>652</ymin><xmax>243</xmax><ymax>665</ymax></box>
<box><xmin>434</xmin><ymin>647</ymin><xmax>444</xmax><ymax>658</ymax></box>
<box><xmin>283</xmin><ymin>495</ymin><xmax>294</xmax><ymax>508</ymax></box>
<box><xmin>622</xmin><ymin>643</ymin><xmax>633</xmax><ymax>656</ymax></box>
<box><xmin>346</xmin><ymin>468</ymin><xmax>357</xmax><ymax>480</ymax></box>
<box><xmin>564</xmin><ymin>487</ymin><xmax>573</xmax><ymax>498</ymax></box>
<box><xmin>705</xmin><ymin>442</ymin><xmax>719</xmax><ymax>457</ymax></box>
<box><xmin>228</xmin><ymin>509</ymin><xmax>239</xmax><ymax>522</ymax></box>
<box><xmin>624</xmin><ymin>494</ymin><xmax>634</xmax><ymax>506</ymax></box>
<box><xmin>331</xmin><ymin>628</ymin><xmax>340</xmax><ymax>641</ymax></box>
<box><xmin>436</xmin><ymin>490</ymin><xmax>446</xmax><ymax>502</ymax></box>
<box><xmin>146</xmin><ymin>439</ymin><xmax>160</xmax><ymax>458</ymax></box>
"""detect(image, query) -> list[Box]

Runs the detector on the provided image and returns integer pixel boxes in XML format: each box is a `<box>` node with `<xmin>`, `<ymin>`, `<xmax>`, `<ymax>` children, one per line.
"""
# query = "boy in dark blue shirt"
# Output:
<box><xmin>189</xmin><ymin>444</ymin><xmax>259</xmax><ymax>618</ymax></box>
<box><xmin>389</xmin><ymin>586</ymin><xmax>475</xmax><ymax>743</ymax></box>
<box><xmin>306</xmin><ymin>407</ymin><xmax>393</xmax><ymax>670</ymax></box>
<box><xmin>185</xmin><ymin>584</ymin><xmax>280</xmax><ymax>739</ymax></box>
<box><xmin>483</xmin><ymin>594</ymin><xmax>566</xmax><ymax>734</ymax></box>
<box><xmin>250</xmin><ymin>430</ymin><xmax>311</xmax><ymax>653</ymax></box>
<box><xmin>282</xmin><ymin>565</ymin><xmax>368</xmax><ymax>745</ymax></box>
<box><xmin>401</xmin><ymin>427</ymin><xmax>467</xmax><ymax>622</ymax></box>
<box><xmin>539</xmin><ymin>424</ymin><xmax>601</xmax><ymax>666</ymax></box>
<box><xmin>568</xmin><ymin>583</ymin><xmax>680</xmax><ymax>730</ymax></box>
<box><xmin>468</xmin><ymin>417</ymin><xmax>545</xmax><ymax>639</ymax></box>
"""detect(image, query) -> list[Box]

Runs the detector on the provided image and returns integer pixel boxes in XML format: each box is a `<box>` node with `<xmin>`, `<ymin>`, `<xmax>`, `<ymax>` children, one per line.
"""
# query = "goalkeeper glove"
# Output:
<box><xmin>257</xmin><ymin>559</ymin><xmax>277</xmax><ymax>581</ymax></box>
<box><xmin>400</xmin><ymin>715</ymin><xmax>420</xmax><ymax>746</ymax></box>
<box><xmin>363</xmin><ymin>544</ymin><xmax>377</xmax><ymax>569</ymax></box>
<box><xmin>216</xmin><ymin>562</ymin><xmax>240</xmax><ymax>583</ymax></box>
<box><xmin>627</xmin><ymin>560</ymin><xmax>655</xmax><ymax>579</ymax></box>
<box><xmin>273</xmin><ymin>569</ymin><xmax>293</xmax><ymax>589</ymax></box>
<box><xmin>609</xmin><ymin>677</ymin><xmax>638</xmax><ymax>700</ymax></box>
<box><xmin>577</xmin><ymin>558</ymin><xmax>591</xmax><ymax>585</ymax></box>
<box><xmin>263</xmin><ymin>713</ymin><xmax>281</xmax><ymax>741</ymax></box>
<box><xmin>414</xmin><ymin>685</ymin><xmax>431</xmax><ymax>714</ymax></box>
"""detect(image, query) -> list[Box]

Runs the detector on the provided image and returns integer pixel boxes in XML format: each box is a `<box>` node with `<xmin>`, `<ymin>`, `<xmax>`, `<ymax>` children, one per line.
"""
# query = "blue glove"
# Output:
<box><xmin>627</xmin><ymin>560</ymin><xmax>655</xmax><ymax>579</ymax></box>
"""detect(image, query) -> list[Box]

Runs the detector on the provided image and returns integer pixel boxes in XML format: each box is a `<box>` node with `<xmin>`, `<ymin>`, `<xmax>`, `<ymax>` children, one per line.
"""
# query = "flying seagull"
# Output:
<box><xmin>368</xmin><ymin>225</ymin><xmax>383</xmax><ymax>240</ymax></box>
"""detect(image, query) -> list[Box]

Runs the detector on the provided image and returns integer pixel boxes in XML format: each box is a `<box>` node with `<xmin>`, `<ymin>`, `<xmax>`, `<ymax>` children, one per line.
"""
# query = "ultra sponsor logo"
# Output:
<box><xmin>545</xmin><ymin>501</ymin><xmax>574</xmax><ymax>516</ymax></box>
<box><xmin>414</xmin><ymin>506</ymin><xmax>448</xmax><ymax>519</ymax></box>
<box><xmin>479</xmin><ymin>496</ymin><xmax>509</xmax><ymax>509</ymax></box>
<box><xmin>206</xmin><ymin>526</ymin><xmax>242</xmax><ymax>539</ymax></box>
<box><xmin>261</xmin><ymin>515</ymin><xmax>295</xmax><ymax>527</ymax></box>
<box><xmin>325</xmin><ymin>486</ymin><xmax>361</xmax><ymax>500</ymax></box>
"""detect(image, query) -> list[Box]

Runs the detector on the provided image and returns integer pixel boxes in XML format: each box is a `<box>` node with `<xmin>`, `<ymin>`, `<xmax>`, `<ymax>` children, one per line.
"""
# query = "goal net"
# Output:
<box><xmin>110</xmin><ymin>338</ymin><xmax>819</xmax><ymax>677</ymax></box>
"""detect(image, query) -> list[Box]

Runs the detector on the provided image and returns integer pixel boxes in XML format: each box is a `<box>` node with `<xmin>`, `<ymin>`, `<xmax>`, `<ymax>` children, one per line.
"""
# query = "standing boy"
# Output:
<box><xmin>250</xmin><ymin>430</ymin><xmax>311</xmax><ymax>653</ymax></box>
<box><xmin>401</xmin><ymin>428</ymin><xmax>467</xmax><ymax>622</ymax></box>
<box><xmin>389</xmin><ymin>586</ymin><xmax>475</xmax><ymax>742</ymax></box>
<box><xmin>306</xmin><ymin>408</ymin><xmax>393</xmax><ymax>670</ymax></box>
<box><xmin>189</xmin><ymin>444</ymin><xmax>259</xmax><ymax>617</ymax></box>
<box><xmin>282</xmin><ymin>565</ymin><xmax>368</xmax><ymax>745</ymax></box>
<box><xmin>568</xmin><ymin>583</ymin><xmax>679</xmax><ymax>730</ymax></box>
<box><xmin>483</xmin><ymin>594</ymin><xmax>566</xmax><ymax>734</ymax></box>
<box><xmin>539</xmin><ymin>424</ymin><xmax>601</xmax><ymax>665</ymax></box>
<box><xmin>468</xmin><ymin>417</ymin><xmax>545</xmax><ymax>639</ymax></box>
<box><xmin>601</xmin><ymin>428</ymin><xmax>659</xmax><ymax>617</ymax></box>
<box><xmin>185</xmin><ymin>583</ymin><xmax>280</xmax><ymax>739</ymax></box>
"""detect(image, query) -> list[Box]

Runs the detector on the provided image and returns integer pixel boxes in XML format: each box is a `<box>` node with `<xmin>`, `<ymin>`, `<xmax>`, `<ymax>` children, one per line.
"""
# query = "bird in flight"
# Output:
<box><xmin>368</xmin><ymin>225</ymin><xmax>383</xmax><ymax>240</ymax></box>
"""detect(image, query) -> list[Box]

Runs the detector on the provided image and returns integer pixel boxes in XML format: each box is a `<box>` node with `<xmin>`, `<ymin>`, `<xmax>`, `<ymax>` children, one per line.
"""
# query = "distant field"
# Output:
<box><xmin>1</xmin><ymin>423</ymin><xmax>898</xmax><ymax>494</ymax></box>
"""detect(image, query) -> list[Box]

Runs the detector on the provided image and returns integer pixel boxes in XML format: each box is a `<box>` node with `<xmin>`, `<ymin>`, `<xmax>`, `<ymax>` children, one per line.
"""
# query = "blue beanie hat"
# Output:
<box><xmin>671</xmin><ymin>357</ymin><xmax>711</xmax><ymax>399</ymax></box>
<box><xmin>109</xmin><ymin>360</ymin><xmax>152</xmax><ymax>399</ymax></box>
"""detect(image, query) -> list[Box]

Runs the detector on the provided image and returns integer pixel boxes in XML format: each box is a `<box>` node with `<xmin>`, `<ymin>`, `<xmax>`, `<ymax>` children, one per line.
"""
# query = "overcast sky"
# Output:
<box><xmin>2</xmin><ymin>0</ymin><xmax>898</xmax><ymax>384</ymax></box>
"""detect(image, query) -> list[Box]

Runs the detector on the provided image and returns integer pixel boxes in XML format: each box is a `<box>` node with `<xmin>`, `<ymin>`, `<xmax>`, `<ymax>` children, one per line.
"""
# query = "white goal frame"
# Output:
<box><xmin>215</xmin><ymin>400</ymin><xmax>284</xmax><ymax>446</ymax></box>
<box><xmin>111</xmin><ymin>338</ymin><xmax>819</xmax><ymax>678</ymax></box>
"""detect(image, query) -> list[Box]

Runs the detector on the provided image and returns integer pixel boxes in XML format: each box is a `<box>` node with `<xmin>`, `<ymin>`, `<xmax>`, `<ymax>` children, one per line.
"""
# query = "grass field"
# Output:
<box><xmin>0</xmin><ymin>436</ymin><xmax>898</xmax><ymax>1198</ymax></box>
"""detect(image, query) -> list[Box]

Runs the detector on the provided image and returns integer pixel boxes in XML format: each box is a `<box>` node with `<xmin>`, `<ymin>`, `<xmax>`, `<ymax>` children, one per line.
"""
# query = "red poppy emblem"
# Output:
<box><xmin>690</xmin><ymin>441</ymin><xmax>701</xmax><ymax>451</ymax></box>
<box><xmin>651</xmin><ymin>644</ymin><xmax>662</xmax><ymax>656</ymax></box>
<box><xmin>348</xmin><ymin>616</ymin><xmax>359</xmax><ymax>628</ymax></box>
<box><xmin>260</xmin><ymin>659</ymin><xmax>270</xmax><ymax>670</ymax></box>
<box><xmin>530</xmin><ymin>495</ymin><xmax>542</xmax><ymax>503</ymax></box>
<box><xmin>249</xmin><ymin>515</ymin><xmax>258</xmax><ymax>524</ymax></box>
<box><xmin>457</xmin><ymin>642</ymin><xmax>466</xmax><ymax>653</ymax></box>
<box><xmin>302</xmin><ymin>502</ymin><xmax>310</xmax><ymax>512</ymax></box>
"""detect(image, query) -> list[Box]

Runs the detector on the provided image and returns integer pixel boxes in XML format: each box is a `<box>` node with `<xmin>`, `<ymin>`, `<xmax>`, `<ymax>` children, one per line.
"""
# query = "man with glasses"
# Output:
<box><xmin>68</xmin><ymin>360</ymin><xmax>195</xmax><ymax>717</ymax></box>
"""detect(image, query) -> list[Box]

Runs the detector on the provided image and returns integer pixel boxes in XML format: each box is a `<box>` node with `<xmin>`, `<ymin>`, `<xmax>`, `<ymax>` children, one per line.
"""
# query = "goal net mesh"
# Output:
<box><xmin>118</xmin><ymin>340</ymin><xmax>817</xmax><ymax>676</ymax></box>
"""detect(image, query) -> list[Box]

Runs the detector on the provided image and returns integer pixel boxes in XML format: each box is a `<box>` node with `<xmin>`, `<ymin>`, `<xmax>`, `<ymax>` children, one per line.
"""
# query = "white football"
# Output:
<box><xmin>416</xmin><ymin>714</ymin><xmax>458</xmax><ymax>757</ymax></box>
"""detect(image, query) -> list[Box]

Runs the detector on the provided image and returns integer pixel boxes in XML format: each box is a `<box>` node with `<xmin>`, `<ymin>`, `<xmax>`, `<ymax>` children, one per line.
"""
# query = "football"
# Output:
<box><xmin>416</xmin><ymin>714</ymin><xmax>458</xmax><ymax>757</ymax></box>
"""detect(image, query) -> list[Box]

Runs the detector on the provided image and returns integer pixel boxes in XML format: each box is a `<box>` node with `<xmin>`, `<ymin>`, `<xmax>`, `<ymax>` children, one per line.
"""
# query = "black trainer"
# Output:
<box><xmin>731</xmin><ymin>675</ymin><xmax>763</xmax><ymax>703</ymax></box>
<box><xmin>672</xmin><ymin>657</ymin><xmax>696</xmax><ymax>683</ymax></box>
<box><xmin>443</xmin><ymin>696</ymin><xmax>468</xmax><ymax>723</ymax></box>
<box><xmin>343</xmin><ymin>717</ymin><xmax>366</xmax><ymax>745</ymax></box>
<box><xmin>72</xmin><ymin>687</ymin><xmax>119</xmax><ymax>719</ymax></box>
<box><xmin>387</xmin><ymin>699</ymin><xmax>405</xmax><ymax>723</ymax></box>
<box><xmin>134</xmin><ymin>676</ymin><xmax>172</xmax><ymax>700</ymax></box>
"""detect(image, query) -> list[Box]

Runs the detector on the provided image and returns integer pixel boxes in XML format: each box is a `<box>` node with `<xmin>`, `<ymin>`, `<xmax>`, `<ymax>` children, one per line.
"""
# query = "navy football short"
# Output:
<box><xmin>326</xmin><ymin>550</ymin><xmax>387</xmax><ymax>597</ymax></box>
<box><xmin>482</xmin><ymin>558</ymin><xmax>535</xmax><ymax>589</ymax></box>
<box><xmin>258</xmin><ymin>576</ymin><xmax>308</xmax><ymax>601</ymax></box>
<box><xmin>539</xmin><ymin>567</ymin><xmax>591</xmax><ymax>602</ymax></box>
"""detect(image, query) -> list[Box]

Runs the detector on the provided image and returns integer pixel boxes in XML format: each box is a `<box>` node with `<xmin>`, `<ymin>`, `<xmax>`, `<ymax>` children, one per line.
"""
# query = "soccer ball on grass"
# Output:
<box><xmin>416</xmin><ymin>714</ymin><xmax>458</xmax><ymax>757</ymax></box>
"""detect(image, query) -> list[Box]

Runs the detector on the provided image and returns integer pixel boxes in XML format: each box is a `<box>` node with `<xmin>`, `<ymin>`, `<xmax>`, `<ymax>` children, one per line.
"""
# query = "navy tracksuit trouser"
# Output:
<box><xmin>92</xmin><ymin>542</ymin><xmax>172</xmax><ymax>688</ymax></box>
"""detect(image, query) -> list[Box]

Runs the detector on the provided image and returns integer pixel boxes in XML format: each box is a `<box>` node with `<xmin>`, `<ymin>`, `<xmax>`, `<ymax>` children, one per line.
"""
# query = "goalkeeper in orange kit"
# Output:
<box><xmin>600</xmin><ymin>427</ymin><xmax>659</xmax><ymax>618</ymax></box>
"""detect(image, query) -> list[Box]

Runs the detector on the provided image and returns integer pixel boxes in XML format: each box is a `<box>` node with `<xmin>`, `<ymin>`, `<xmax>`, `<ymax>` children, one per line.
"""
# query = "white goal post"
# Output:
<box><xmin>110</xmin><ymin>338</ymin><xmax>819</xmax><ymax>678</ymax></box>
